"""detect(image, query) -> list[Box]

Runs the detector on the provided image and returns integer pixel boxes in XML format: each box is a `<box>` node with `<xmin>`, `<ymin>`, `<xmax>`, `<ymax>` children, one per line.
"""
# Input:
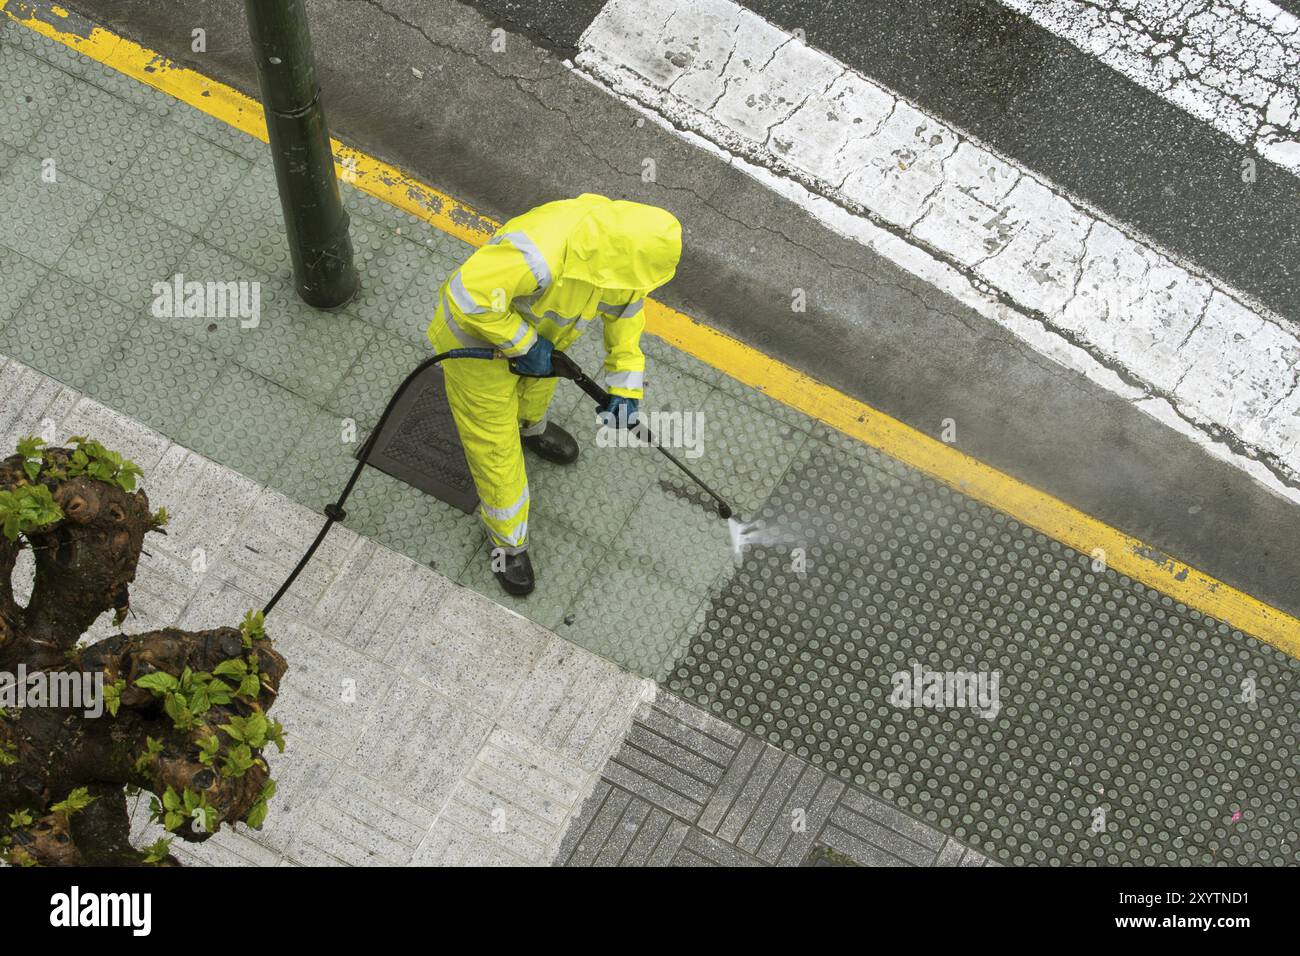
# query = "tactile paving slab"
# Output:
<box><xmin>360</xmin><ymin>361</ymin><xmax>479</xmax><ymax>514</ymax></box>
<box><xmin>668</xmin><ymin>436</ymin><xmax>1300</xmax><ymax>866</ymax></box>
<box><xmin>558</xmin><ymin>693</ymin><xmax>989</xmax><ymax>867</ymax></box>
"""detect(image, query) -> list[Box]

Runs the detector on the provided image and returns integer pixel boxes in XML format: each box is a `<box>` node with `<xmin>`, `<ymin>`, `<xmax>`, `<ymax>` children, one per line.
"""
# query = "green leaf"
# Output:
<box><xmin>103</xmin><ymin>679</ymin><xmax>125</xmax><ymax>718</ymax></box>
<box><xmin>239</xmin><ymin>610</ymin><xmax>266</xmax><ymax>646</ymax></box>
<box><xmin>196</xmin><ymin>734</ymin><xmax>221</xmax><ymax>766</ymax></box>
<box><xmin>220</xmin><ymin>744</ymin><xmax>254</xmax><ymax>779</ymax></box>
<box><xmin>212</xmin><ymin>658</ymin><xmax>248</xmax><ymax>679</ymax></box>
<box><xmin>6</xmin><ymin>809</ymin><xmax>33</xmax><ymax>828</ymax></box>
<box><xmin>162</xmin><ymin>693</ymin><xmax>194</xmax><ymax>730</ymax></box>
<box><xmin>0</xmin><ymin>485</ymin><xmax>63</xmax><ymax>542</ymax></box>
<box><xmin>50</xmin><ymin>786</ymin><xmax>96</xmax><ymax>817</ymax></box>
<box><xmin>142</xmin><ymin>838</ymin><xmax>172</xmax><ymax>864</ymax></box>
<box><xmin>161</xmin><ymin>786</ymin><xmax>181</xmax><ymax>812</ymax></box>
<box><xmin>134</xmin><ymin>672</ymin><xmax>179</xmax><ymax>694</ymax></box>
<box><xmin>15</xmin><ymin>436</ymin><xmax>45</xmax><ymax>459</ymax></box>
<box><xmin>134</xmin><ymin>736</ymin><xmax>163</xmax><ymax>774</ymax></box>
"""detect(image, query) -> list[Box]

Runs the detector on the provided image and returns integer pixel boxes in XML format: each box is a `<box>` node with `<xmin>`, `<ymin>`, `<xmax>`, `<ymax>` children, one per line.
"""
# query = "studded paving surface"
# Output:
<box><xmin>1</xmin><ymin>16</ymin><xmax>1295</xmax><ymax>867</ymax></box>
<box><xmin>669</xmin><ymin>432</ymin><xmax>1300</xmax><ymax>866</ymax></box>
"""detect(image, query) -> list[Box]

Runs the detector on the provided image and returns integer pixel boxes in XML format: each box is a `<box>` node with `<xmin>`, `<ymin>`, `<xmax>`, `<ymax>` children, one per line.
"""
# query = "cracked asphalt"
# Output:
<box><xmin>56</xmin><ymin>0</ymin><xmax>1300</xmax><ymax>619</ymax></box>
<box><xmin>476</xmin><ymin>0</ymin><xmax>1300</xmax><ymax>324</ymax></box>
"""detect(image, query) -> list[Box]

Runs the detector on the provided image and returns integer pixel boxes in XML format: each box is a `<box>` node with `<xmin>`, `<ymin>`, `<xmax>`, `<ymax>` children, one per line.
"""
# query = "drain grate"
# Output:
<box><xmin>359</xmin><ymin>362</ymin><xmax>479</xmax><ymax>514</ymax></box>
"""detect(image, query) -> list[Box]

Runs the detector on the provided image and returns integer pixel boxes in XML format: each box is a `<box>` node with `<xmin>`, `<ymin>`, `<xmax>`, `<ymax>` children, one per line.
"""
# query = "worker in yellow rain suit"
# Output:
<box><xmin>427</xmin><ymin>194</ymin><xmax>683</xmax><ymax>596</ymax></box>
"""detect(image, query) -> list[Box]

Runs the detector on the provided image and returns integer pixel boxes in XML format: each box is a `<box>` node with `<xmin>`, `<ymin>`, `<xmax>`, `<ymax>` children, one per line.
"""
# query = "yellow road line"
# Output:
<box><xmin>5</xmin><ymin>0</ymin><xmax>1298</xmax><ymax>657</ymax></box>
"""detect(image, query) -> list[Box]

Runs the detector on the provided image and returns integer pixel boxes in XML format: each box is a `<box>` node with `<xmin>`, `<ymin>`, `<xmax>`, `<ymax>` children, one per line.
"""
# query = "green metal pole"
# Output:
<box><xmin>245</xmin><ymin>0</ymin><xmax>357</xmax><ymax>308</ymax></box>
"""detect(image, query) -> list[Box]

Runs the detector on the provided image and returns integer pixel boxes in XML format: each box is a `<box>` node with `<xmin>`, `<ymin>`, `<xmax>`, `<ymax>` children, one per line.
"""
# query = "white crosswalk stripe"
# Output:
<box><xmin>993</xmin><ymin>0</ymin><xmax>1300</xmax><ymax>176</ymax></box>
<box><xmin>575</xmin><ymin>0</ymin><xmax>1300</xmax><ymax>502</ymax></box>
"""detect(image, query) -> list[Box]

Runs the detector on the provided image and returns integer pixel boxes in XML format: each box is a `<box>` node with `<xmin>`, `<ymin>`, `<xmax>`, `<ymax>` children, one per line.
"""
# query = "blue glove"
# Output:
<box><xmin>511</xmin><ymin>335</ymin><xmax>552</xmax><ymax>376</ymax></box>
<box><xmin>598</xmin><ymin>395</ymin><xmax>639</xmax><ymax>429</ymax></box>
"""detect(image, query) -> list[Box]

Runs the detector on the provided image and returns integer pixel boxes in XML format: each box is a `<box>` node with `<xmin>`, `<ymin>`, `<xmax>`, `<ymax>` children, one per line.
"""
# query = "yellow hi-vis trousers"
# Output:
<box><xmin>433</xmin><ymin>322</ymin><xmax>558</xmax><ymax>555</ymax></box>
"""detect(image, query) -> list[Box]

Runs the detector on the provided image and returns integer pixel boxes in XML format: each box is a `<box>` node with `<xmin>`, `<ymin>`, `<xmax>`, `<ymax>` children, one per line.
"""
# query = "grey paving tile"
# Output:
<box><xmin>346</xmin><ymin>214</ymin><xmax>435</xmax><ymax>327</ymax></box>
<box><xmin>708</xmin><ymin>743</ymin><xmax>787</xmax><ymax>842</ymax></box>
<box><xmin>0</xmin><ymin>45</ymin><xmax>71</xmax><ymax>149</ymax></box>
<box><xmin>213</xmin><ymin>488</ymin><xmax>362</xmax><ymax>617</ymax></box>
<box><xmin>173</xmin><ymin>366</ymin><xmax>327</xmax><ymax>485</ymax></box>
<box><xmin>268</xmin><ymin>616</ymin><xmax>401</xmax><ymax>761</ymax></box>
<box><xmin>311</xmin><ymin>543</ymin><xmax>451</xmax><ymax>665</ymax></box>
<box><xmin>936</xmin><ymin>835</ymin><xmax>967</xmax><ymax>866</ymax></box>
<box><xmin>86</xmin><ymin>313</ymin><xmax>229</xmax><ymax>436</ymax></box>
<box><xmin>402</xmin><ymin>586</ymin><xmax>550</xmax><ymax>719</ymax></box>
<box><xmin>349</xmin><ymin>675</ymin><xmax>493</xmax><ymax>813</ymax></box>
<box><xmin>131</xmin><ymin>443</ymin><xmax>262</xmax><ymax>588</ymax></box>
<box><xmin>621</xmin><ymin>722</ymin><xmax>729</xmax><ymax>788</ymax></box>
<box><xmin>0</xmin><ymin>356</ymin><xmax>78</xmax><ymax>450</ymax></box>
<box><xmin>114</xmin><ymin>124</ymin><xmax>249</xmax><ymax>232</ymax></box>
<box><xmin>0</xmin><ymin>248</ymin><xmax>44</xmax><ymax>327</ymax></box>
<box><xmin>173</xmin><ymin>575</ymin><xmax>268</xmax><ymax>634</ymax></box>
<box><xmin>57</xmin><ymin>394</ymin><xmax>173</xmax><ymax>472</ymax></box>
<box><xmin>603</xmin><ymin>751</ymin><xmax>708</xmax><ymax>823</ymax></box>
<box><xmin>266</xmin><ymin>403</ymin><xmax>364</xmax><ymax>508</ymax></box>
<box><xmin>425</xmin><ymin>728</ymin><xmax>589</xmax><ymax>865</ymax></box>
<box><xmin>612</xmin><ymin>479</ymin><xmax>734</xmax><ymax>592</ymax></box>
<box><xmin>61</xmin><ymin>195</ymin><xmax>190</xmax><ymax>307</ymax></box>
<box><xmin>827</xmin><ymin>803</ymin><xmax>939</xmax><ymax>867</ymax></box>
<box><xmin>497</xmin><ymin>637</ymin><xmax>650</xmax><ymax>772</ymax></box>
<box><xmin>326</xmin><ymin>327</ymin><xmax>429</xmax><ymax>428</ymax></box>
<box><xmin>28</xmin><ymin>78</ymin><xmax>159</xmax><ymax>189</ymax></box>
<box><xmin>647</xmin><ymin>818</ymin><xmax>692</xmax><ymax>866</ymax></box>
<box><xmin>559</xmin><ymin>782</ymin><xmax>629</xmax><ymax>867</ymax></box>
<box><xmin>645</xmin><ymin>692</ymin><xmax>746</xmax><ymax>747</ymax></box>
<box><xmin>528</xmin><ymin>399</ymin><xmax>658</xmax><ymax>548</ymax></box>
<box><xmin>339</xmin><ymin>469</ymin><xmax>483</xmax><ymax>578</ymax></box>
<box><xmin>592</xmin><ymin>795</ymin><xmax>652</xmax><ymax>866</ymax></box>
<box><xmin>838</xmin><ymin>786</ymin><xmax>949</xmax><ymax>853</ymax></box>
<box><xmin>411</xmin><ymin>824</ymin><xmax>526</xmax><ymax>866</ymax></box>
<box><xmin>716</xmin><ymin>747</ymin><xmax>800</xmax><ymax>846</ymax></box>
<box><xmin>286</xmin><ymin>765</ymin><xmax>436</xmax><ymax>867</ymax></box>
<box><xmin>227</xmin><ymin>274</ymin><xmax>378</xmax><ymax>407</ymax></box>
<box><xmin>457</xmin><ymin>510</ymin><xmax>605</xmax><ymax>631</ymax></box>
<box><xmin>819</xmin><ymin>824</ymin><xmax>913</xmax><ymax>867</ymax></box>
<box><xmin>0</xmin><ymin>270</ymin><xmax>129</xmax><ymax>389</ymax></box>
<box><xmin>1</xmin><ymin>155</ymin><xmax>108</xmax><ymax>271</ymax></box>
<box><xmin>620</xmin><ymin>805</ymin><xmax>677</xmax><ymax>867</ymax></box>
<box><xmin>200</xmin><ymin>155</ymin><xmax>292</xmax><ymax>278</ymax></box>
<box><xmin>679</xmin><ymin>829</ymin><xmax>764</xmax><ymax>867</ymax></box>
<box><xmin>562</xmin><ymin>550</ymin><xmax>707</xmax><ymax>680</ymax></box>
<box><xmin>697</xmin><ymin>735</ymin><xmax>766</xmax><ymax>832</ymax></box>
<box><xmin>171</xmin><ymin>829</ymin><xmax>283</xmax><ymax>868</ymax></box>
<box><xmin>165</xmin><ymin>97</ymin><xmax>263</xmax><ymax>163</ymax></box>
<box><xmin>763</xmin><ymin>765</ymin><xmax>845</xmax><ymax>867</ymax></box>
<box><xmin>240</xmin><ymin>739</ymin><xmax>339</xmax><ymax>855</ymax></box>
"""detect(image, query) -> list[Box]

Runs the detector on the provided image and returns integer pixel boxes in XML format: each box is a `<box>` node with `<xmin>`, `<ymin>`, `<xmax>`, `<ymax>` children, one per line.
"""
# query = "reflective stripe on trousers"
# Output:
<box><xmin>430</xmin><ymin>316</ymin><xmax>559</xmax><ymax>555</ymax></box>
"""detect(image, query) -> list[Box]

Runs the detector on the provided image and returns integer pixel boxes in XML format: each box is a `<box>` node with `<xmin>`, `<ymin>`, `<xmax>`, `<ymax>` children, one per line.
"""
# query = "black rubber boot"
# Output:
<box><xmin>493</xmin><ymin>549</ymin><xmax>535</xmax><ymax>596</ymax></box>
<box><xmin>521</xmin><ymin>421</ymin><xmax>579</xmax><ymax>465</ymax></box>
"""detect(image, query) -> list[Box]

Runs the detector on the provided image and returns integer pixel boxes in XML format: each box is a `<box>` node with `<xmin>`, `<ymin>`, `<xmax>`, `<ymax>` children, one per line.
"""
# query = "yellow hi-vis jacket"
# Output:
<box><xmin>428</xmin><ymin>193</ymin><xmax>683</xmax><ymax>400</ymax></box>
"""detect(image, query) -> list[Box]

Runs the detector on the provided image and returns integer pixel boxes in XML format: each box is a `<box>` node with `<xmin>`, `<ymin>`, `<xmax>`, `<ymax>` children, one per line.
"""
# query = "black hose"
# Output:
<box><xmin>263</xmin><ymin>345</ymin><xmax>735</xmax><ymax>616</ymax></box>
<box><xmin>262</xmin><ymin>348</ymin><xmax>494</xmax><ymax>615</ymax></box>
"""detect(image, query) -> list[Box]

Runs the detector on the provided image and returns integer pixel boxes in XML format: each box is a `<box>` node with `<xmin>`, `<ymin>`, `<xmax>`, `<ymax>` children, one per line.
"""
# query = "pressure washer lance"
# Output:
<box><xmin>262</xmin><ymin>347</ymin><xmax>733</xmax><ymax>616</ymax></box>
